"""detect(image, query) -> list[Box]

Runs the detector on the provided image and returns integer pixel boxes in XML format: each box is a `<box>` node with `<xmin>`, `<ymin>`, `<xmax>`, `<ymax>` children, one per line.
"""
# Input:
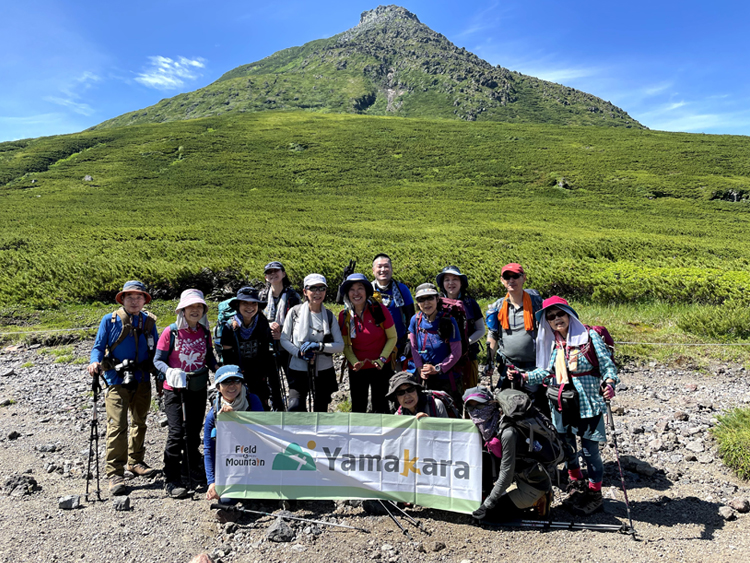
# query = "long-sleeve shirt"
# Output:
<box><xmin>280</xmin><ymin>304</ymin><xmax>344</xmax><ymax>372</ymax></box>
<box><xmin>526</xmin><ymin>330</ymin><xmax>619</xmax><ymax>419</ymax></box>
<box><xmin>408</xmin><ymin>312</ymin><xmax>462</xmax><ymax>378</ymax></box>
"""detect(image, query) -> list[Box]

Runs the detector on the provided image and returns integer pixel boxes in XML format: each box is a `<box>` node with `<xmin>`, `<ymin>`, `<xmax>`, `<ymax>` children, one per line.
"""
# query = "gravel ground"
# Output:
<box><xmin>1</xmin><ymin>342</ymin><xmax>749</xmax><ymax>563</ymax></box>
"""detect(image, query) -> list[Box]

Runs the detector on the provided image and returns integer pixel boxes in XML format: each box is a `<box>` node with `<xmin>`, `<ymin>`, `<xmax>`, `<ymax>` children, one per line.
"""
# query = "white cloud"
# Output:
<box><xmin>43</xmin><ymin>96</ymin><xmax>95</xmax><ymax>116</ymax></box>
<box><xmin>135</xmin><ymin>56</ymin><xmax>206</xmax><ymax>90</ymax></box>
<box><xmin>524</xmin><ymin>66</ymin><xmax>600</xmax><ymax>84</ymax></box>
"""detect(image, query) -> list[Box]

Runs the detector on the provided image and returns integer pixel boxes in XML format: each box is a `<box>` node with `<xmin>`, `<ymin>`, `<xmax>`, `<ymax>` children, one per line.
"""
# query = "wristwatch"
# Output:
<box><xmin>379</xmin><ymin>356</ymin><xmax>388</xmax><ymax>364</ymax></box>
<box><xmin>436</xmin><ymin>364</ymin><xmax>442</xmax><ymax>374</ymax></box>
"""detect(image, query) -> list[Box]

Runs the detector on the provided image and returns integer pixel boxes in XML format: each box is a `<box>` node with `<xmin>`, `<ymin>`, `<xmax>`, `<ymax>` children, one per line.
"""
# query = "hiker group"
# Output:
<box><xmin>87</xmin><ymin>255</ymin><xmax>619</xmax><ymax>520</ymax></box>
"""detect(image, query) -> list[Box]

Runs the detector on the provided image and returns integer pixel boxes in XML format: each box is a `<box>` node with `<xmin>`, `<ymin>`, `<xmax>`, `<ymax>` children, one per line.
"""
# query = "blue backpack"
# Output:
<box><xmin>212</xmin><ymin>299</ymin><xmax>236</xmax><ymax>362</ymax></box>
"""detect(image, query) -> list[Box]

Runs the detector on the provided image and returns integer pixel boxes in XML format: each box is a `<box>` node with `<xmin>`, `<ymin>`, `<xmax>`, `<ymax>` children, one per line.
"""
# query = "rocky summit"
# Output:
<box><xmin>93</xmin><ymin>5</ymin><xmax>642</xmax><ymax>130</ymax></box>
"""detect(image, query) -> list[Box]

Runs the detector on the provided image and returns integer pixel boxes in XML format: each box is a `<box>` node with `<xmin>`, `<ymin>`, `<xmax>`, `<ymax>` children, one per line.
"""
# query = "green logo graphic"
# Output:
<box><xmin>272</xmin><ymin>441</ymin><xmax>316</xmax><ymax>471</ymax></box>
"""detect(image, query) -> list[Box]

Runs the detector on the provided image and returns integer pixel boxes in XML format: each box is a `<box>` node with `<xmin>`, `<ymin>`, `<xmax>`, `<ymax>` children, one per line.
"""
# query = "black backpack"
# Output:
<box><xmin>494</xmin><ymin>388</ymin><xmax>567</xmax><ymax>472</ymax></box>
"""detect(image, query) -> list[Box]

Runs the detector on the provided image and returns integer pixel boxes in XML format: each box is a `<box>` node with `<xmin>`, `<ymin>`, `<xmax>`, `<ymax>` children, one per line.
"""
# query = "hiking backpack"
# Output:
<box><xmin>581</xmin><ymin>325</ymin><xmax>616</xmax><ymax>370</ymax></box>
<box><xmin>416</xmin><ymin>298</ymin><xmax>470</xmax><ymax>359</ymax></box>
<box><xmin>212</xmin><ymin>298</ymin><xmax>236</xmax><ymax>362</ymax></box>
<box><xmin>494</xmin><ymin>388</ymin><xmax>567</xmax><ymax>472</ymax></box>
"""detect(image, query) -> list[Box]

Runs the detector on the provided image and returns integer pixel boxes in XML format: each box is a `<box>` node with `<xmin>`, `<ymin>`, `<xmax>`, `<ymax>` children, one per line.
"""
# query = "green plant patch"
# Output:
<box><xmin>712</xmin><ymin>407</ymin><xmax>750</xmax><ymax>480</ymax></box>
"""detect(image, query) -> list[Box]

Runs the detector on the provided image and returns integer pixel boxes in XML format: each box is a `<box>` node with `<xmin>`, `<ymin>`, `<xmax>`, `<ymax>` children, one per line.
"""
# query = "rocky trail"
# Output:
<box><xmin>1</xmin><ymin>342</ymin><xmax>749</xmax><ymax>563</ymax></box>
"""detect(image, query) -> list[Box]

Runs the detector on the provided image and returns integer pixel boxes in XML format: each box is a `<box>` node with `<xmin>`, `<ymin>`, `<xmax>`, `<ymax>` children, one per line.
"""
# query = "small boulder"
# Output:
<box><xmin>728</xmin><ymin>498</ymin><xmax>750</xmax><ymax>513</ymax></box>
<box><xmin>718</xmin><ymin>506</ymin><xmax>736</xmax><ymax>521</ymax></box>
<box><xmin>59</xmin><ymin>495</ymin><xmax>81</xmax><ymax>510</ymax></box>
<box><xmin>266</xmin><ymin>517</ymin><xmax>294</xmax><ymax>542</ymax></box>
<box><xmin>112</xmin><ymin>495</ymin><xmax>130</xmax><ymax>511</ymax></box>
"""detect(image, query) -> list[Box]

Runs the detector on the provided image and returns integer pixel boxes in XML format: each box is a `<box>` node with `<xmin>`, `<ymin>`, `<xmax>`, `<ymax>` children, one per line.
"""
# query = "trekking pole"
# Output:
<box><xmin>307</xmin><ymin>355</ymin><xmax>317</xmax><ymax>412</ymax></box>
<box><xmin>211</xmin><ymin>503</ymin><xmax>370</xmax><ymax>533</ymax></box>
<box><xmin>605</xmin><ymin>398</ymin><xmax>637</xmax><ymax>539</ymax></box>
<box><xmin>386</xmin><ymin>501</ymin><xmax>431</xmax><ymax>535</ymax></box>
<box><xmin>272</xmin><ymin>341</ymin><xmax>288</xmax><ymax>411</ymax></box>
<box><xmin>378</xmin><ymin>500</ymin><xmax>411</xmax><ymax>538</ymax></box>
<box><xmin>485</xmin><ymin>519</ymin><xmax>634</xmax><ymax>533</ymax></box>
<box><xmin>85</xmin><ymin>373</ymin><xmax>104</xmax><ymax>502</ymax></box>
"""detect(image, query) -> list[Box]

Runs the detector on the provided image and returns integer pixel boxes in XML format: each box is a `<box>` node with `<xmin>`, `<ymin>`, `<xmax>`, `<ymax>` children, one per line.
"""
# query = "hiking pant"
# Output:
<box><xmin>104</xmin><ymin>381</ymin><xmax>151</xmax><ymax>477</ymax></box>
<box><xmin>562</xmin><ymin>432</ymin><xmax>604</xmax><ymax>484</ymax></box>
<box><xmin>162</xmin><ymin>387</ymin><xmax>207</xmax><ymax>484</ymax></box>
<box><xmin>349</xmin><ymin>365</ymin><xmax>393</xmax><ymax>413</ymax></box>
<box><xmin>287</xmin><ymin>367</ymin><xmax>337</xmax><ymax>413</ymax></box>
<box><xmin>425</xmin><ymin>375</ymin><xmax>463</xmax><ymax>413</ymax></box>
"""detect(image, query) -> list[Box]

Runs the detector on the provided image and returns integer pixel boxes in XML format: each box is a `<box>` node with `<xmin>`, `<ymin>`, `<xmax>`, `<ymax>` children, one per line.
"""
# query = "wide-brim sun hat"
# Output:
<box><xmin>303</xmin><ymin>273</ymin><xmax>327</xmax><ymax>288</ymax></box>
<box><xmin>435</xmin><ymin>265</ymin><xmax>468</xmax><ymax>293</ymax></box>
<box><xmin>341</xmin><ymin>273</ymin><xmax>374</xmax><ymax>299</ymax></box>
<box><xmin>176</xmin><ymin>288</ymin><xmax>208</xmax><ymax>312</ymax></box>
<box><xmin>462</xmin><ymin>385</ymin><xmax>494</xmax><ymax>405</ymax></box>
<box><xmin>534</xmin><ymin>295</ymin><xmax>579</xmax><ymax>325</ymax></box>
<box><xmin>414</xmin><ymin>283</ymin><xmax>439</xmax><ymax>300</ymax></box>
<box><xmin>116</xmin><ymin>280</ymin><xmax>152</xmax><ymax>305</ymax></box>
<box><xmin>229</xmin><ymin>286</ymin><xmax>267</xmax><ymax>310</ymax></box>
<box><xmin>215</xmin><ymin>365</ymin><xmax>245</xmax><ymax>387</ymax></box>
<box><xmin>385</xmin><ymin>371</ymin><xmax>422</xmax><ymax>400</ymax></box>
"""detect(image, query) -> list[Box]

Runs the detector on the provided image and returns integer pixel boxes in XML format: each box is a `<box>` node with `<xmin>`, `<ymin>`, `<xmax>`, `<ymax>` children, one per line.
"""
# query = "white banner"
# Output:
<box><xmin>215</xmin><ymin>412</ymin><xmax>482</xmax><ymax>514</ymax></box>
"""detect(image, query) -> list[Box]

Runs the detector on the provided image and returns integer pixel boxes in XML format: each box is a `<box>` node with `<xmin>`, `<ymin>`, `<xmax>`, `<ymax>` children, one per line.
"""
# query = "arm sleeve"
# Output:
<box><xmin>380</xmin><ymin>323</ymin><xmax>398</xmax><ymax>360</ymax></box>
<box><xmin>90</xmin><ymin>316</ymin><xmax>110</xmax><ymax>364</ymax></box>
<box><xmin>152</xmin><ymin>327</ymin><xmax>172</xmax><ymax>374</ymax></box>
<box><xmin>339</xmin><ymin>311</ymin><xmax>360</xmax><ymax>366</ymax></box>
<box><xmin>526</xmin><ymin>347</ymin><xmax>557</xmax><ymax>385</ymax></box>
<box><xmin>203</xmin><ymin>409</ymin><xmax>217</xmax><ymax>486</ymax></box>
<box><xmin>437</xmin><ymin>319</ymin><xmax>462</xmax><ymax>372</ymax></box>
<box><xmin>485</xmin><ymin>300</ymin><xmax>500</xmax><ymax>341</ymax></box>
<box><xmin>484</xmin><ymin>427</ymin><xmax>517</xmax><ymax>508</ymax></box>
<box><xmin>468</xmin><ymin>318</ymin><xmax>486</xmax><ymax>345</ymax></box>
<box><xmin>205</xmin><ymin>332</ymin><xmax>219</xmax><ymax>371</ymax></box>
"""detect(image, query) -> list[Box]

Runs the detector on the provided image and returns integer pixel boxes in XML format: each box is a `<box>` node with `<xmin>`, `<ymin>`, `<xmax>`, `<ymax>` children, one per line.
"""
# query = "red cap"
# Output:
<box><xmin>501</xmin><ymin>263</ymin><xmax>525</xmax><ymax>275</ymax></box>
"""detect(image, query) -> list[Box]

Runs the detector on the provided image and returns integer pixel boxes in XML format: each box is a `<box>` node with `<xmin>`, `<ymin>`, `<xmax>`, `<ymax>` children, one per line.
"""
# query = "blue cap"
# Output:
<box><xmin>215</xmin><ymin>365</ymin><xmax>245</xmax><ymax>387</ymax></box>
<box><xmin>264</xmin><ymin>261</ymin><xmax>285</xmax><ymax>273</ymax></box>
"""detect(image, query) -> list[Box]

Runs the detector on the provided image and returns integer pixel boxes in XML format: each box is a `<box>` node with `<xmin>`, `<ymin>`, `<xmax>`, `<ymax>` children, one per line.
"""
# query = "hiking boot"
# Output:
<box><xmin>570</xmin><ymin>488</ymin><xmax>603</xmax><ymax>516</ymax></box>
<box><xmin>561</xmin><ymin>479</ymin><xmax>588</xmax><ymax>511</ymax></box>
<box><xmin>109</xmin><ymin>475</ymin><xmax>127</xmax><ymax>496</ymax></box>
<box><xmin>165</xmin><ymin>481</ymin><xmax>189</xmax><ymax>499</ymax></box>
<box><xmin>126</xmin><ymin>462</ymin><xmax>157</xmax><ymax>478</ymax></box>
<box><xmin>182</xmin><ymin>467</ymin><xmax>207</xmax><ymax>487</ymax></box>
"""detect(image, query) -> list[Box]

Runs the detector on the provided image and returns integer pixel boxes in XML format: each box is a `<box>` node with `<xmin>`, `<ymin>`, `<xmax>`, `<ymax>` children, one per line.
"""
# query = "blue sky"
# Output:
<box><xmin>2</xmin><ymin>0</ymin><xmax>749</xmax><ymax>142</ymax></box>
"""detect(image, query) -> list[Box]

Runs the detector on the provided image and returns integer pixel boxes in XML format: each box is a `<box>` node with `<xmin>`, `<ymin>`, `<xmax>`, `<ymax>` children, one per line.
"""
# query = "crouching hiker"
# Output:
<box><xmin>204</xmin><ymin>365</ymin><xmax>264</xmax><ymax>501</ymax></box>
<box><xmin>465</xmin><ymin>386</ymin><xmax>553</xmax><ymax>523</ymax></box>
<box><xmin>153</xmin><ymin>289</ymin><xmax>218</xmax><ymax>499</ymax></box>
<box><xmin>517</xmin><ymin>296</ymin><xmax>619</xmax><ymax>516</ymax></box>
<box><xmin>88</xmin><ymin>281</ymin><xmax>159</xmax><ymax>496</ymax></box>
<box><xmin>386</xmin><ymin>371</ymin><xmax>450</xmax><ymax>419</ymax></box>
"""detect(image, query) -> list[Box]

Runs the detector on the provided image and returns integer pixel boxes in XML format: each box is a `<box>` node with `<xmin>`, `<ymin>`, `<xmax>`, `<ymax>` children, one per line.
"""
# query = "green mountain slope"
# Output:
<box><xmin>2</xmin><ymin>111</ymin><xmax>749</xmax><ymax>309</ymax></box>
<box><xmin>93</xmin><ymin>5</ymin><xmax>642</xmax><ymax>130</ymax></box>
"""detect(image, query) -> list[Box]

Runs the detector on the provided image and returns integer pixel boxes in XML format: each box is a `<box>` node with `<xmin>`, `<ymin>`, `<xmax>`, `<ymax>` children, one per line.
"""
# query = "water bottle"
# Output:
<box><xmin>526</xmin><ymin>438</ymin><xmax>542</xmax><ymax>452</ymax></box>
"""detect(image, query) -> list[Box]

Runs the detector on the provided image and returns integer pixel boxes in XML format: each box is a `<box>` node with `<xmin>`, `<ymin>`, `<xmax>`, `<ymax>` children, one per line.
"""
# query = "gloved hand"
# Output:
<box><xmin>165</xmin><ymin>367</ymin><xmax>187</xmax><ymax>389</ymax></box>
<box><xmin>602</xmin><ymin>383</ymin><xmax>616</xmax><ymax>400</ymax></box>
<box><xmin>472</xmin><ymin>503</ymin><xmax>488</xmax><ymax>520</ymax></box>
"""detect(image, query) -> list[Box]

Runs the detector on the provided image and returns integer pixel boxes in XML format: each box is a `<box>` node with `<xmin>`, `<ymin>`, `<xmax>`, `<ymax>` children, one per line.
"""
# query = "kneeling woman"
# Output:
<box><xmin>281</xmin><ymin>274</ymin><xmax>344</xmax><ymax>412</ymax></box>
<box><xmin>386</xmin><ymin>371</ymin><xmax>449</xmax><ymax>419</ymax></box>
<box><xmin>339</xmin><ymin>273</ymin><xmax>397</xmax><ymax>413</ymax></box>
<box><xmin>519</xmin><ymin>296</ymin><xmax>619</xmax><ymax>516</ymax></box>
<box><xmin>204</xmin><ymin>365</ymin><xmax>264</xmax><ymax>501</ymax></box>
<box><xmin>408</xmin><ymin>283</ymin><xmax>463</xmax><ymax>407</ymax></box>
<box><xmin>154</xmin><ymin>289</ymin><xmax>218</xmax><ymax>499</ymax></box>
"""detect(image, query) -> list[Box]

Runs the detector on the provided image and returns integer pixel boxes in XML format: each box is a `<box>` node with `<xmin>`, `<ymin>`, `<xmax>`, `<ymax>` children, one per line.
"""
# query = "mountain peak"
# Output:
<box><xmin>358</xmin><ymin>5</ymin><xmax>420</xmax><ymax>27</ymax></box>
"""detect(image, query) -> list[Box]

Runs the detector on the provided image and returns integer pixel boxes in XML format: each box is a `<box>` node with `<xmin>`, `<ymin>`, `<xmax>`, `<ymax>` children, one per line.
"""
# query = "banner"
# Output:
<box><xmin>215</xmin><ymin>412</ymin><xmax>482</xmax><ymax>514</ymax></box>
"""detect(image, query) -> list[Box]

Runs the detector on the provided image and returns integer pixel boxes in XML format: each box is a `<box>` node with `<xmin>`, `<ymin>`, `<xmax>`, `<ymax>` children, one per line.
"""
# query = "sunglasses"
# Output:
<box><xmin>416</xmin><ymin>296</ymin><xmax>436</xmax><ymax>303</ymax></box>
<box><xmin>307</xmin><ymin>286</ymin><xmax>327</xmax><ymax>293</ymax></box>
<box><xmin>502</xmin><ymin>273</ymin><xmax>521</xmax><ymax>280</ymax></box>
<box><xmin>221</xmin><ymin>378</ymin><xmax>243</xmax><ymax>386</ymax></box>
<box><xmin>546</xmin><ymin>311</ymin><xmax>568</xmax><ymax>321</ymax></box>
<box><xmin>395</xmin><ymin>385</ymin><xmax>417</xmax><ymax>396</ymax></box>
